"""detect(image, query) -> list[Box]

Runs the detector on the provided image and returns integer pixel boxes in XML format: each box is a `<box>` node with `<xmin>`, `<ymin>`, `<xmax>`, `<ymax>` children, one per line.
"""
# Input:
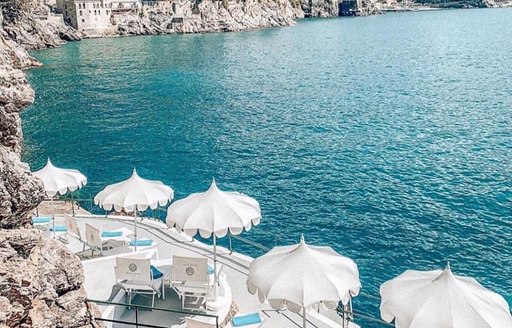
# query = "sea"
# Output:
<box><xmin>22</xmin><ymin>8</ymin><xmax>512</xmax><ymax>327</ymax></box>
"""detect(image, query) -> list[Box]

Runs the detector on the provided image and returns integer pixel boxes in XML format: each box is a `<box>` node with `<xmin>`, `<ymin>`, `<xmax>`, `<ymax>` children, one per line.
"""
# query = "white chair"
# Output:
<box><xmin>64</xmin><ymin>215</ymin><xmax>94</xmax><ymax>253</ymax></box>
<box><xmin>115</xmin><ymin>257</ymin><xmax>168</xmax><ymax>308</ymax></box>
<box><xmin>85</xmin><ymin>223</ymin><xmax>133</xmax><ymax>255</ymax></box>
<box><xmin>171</xmin><ymin>256</ymin><xmax>213</xmax><ymax>312</ymax></box>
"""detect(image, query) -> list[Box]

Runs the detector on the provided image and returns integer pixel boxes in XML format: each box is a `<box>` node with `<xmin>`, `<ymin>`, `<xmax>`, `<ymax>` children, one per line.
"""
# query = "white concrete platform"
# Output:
<box><xmin>43</xmin><ymin>214</ymin><xmax>359</xmax><ymax>328</ymax></box>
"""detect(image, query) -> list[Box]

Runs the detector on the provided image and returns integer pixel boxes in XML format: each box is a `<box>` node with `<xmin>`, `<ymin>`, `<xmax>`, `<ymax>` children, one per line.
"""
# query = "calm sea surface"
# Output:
<box><xmin>23</xmin><ymin>8</ymin><xmax>512</xmax><ymax>326</ymax></box>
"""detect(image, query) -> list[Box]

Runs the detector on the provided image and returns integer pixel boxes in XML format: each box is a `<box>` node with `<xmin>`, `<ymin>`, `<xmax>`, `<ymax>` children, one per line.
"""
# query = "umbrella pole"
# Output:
<box><xmin>213</xmin><ymin>233</ymin><xmax>218</xmax><ymax>301</ymax></box>
<box><xmin>303</xmin><ymin>306</ymin><xmax>306</xmax><ymax>328</ymax></box>
<box><xmin>134</xmin><ymin>210</ymin><xmax>138</xmax><ymax>252</ymax></box>
<box><xmin>51</xmin><ymin>196</ymin><xmax>55</xmax><ymax>239</ymax></box>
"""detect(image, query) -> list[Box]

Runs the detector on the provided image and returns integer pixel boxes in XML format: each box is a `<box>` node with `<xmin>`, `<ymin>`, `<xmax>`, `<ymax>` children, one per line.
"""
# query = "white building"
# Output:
<box><xmin>60</xmin><ymin>0</ymin><xmax>113</xmax><ymax>34</ymax></box>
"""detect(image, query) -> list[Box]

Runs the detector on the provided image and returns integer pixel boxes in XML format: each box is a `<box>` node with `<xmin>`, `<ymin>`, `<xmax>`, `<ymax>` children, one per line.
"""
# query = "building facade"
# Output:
<box><xmin>60</xmin><ymin>0</ymin><xmax>113</xmax><ymax>34</ymax></box>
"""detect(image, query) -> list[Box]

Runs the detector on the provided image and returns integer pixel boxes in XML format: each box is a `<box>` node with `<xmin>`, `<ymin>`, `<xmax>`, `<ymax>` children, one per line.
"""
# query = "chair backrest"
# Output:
<box><xmin>172</xmin><ymin>256</ymin><xmax>208</xmax><ymax>284</ymax></box>
<box><xmin>115</xmin><ymin>257</ymin><xmax>151</xmax><ymax>282</ymax></box>
<box><xmin>85</xmin><ymin>223</ymin><xmax>102</xmax><ymax>249</ymax></box>
<box><xmin>65</xmin><ymin>215</ymin><xmax>81</xmax><ymax>239</ymax></box>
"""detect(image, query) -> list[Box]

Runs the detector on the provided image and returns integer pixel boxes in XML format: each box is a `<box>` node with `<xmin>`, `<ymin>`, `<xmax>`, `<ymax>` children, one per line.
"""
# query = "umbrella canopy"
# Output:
<box><xmin>94</xmin><ymin>169</ymin><xmax>174</xmax><ymax>251</ymax></box>
<box><xmin>166</xmin><ymin>179</ymin><xmax>261</xmax><ymax>238</ymax></box>
<box><xmin>247</xmin><ymin>235</ymin><xmax>361</xmax><ymax>328</ymax></box>
<box><xmin>380</xmin><ymin>264</ymin><xmax>512</xmax><ymax>328</ymax></box>
<box><xmin>94</xmin><ymin>168</ymin><xmax>174</xmax><ymax>213</ymax></box>
<box><xmin>167</xmin><ymin>179</ymin><xmax>261</xmax><ymax>300</ymax></box>
<box><xmin>33</xmin><ymin>158</ymin><xmax>87</xmax><ymax>197</ymax></box>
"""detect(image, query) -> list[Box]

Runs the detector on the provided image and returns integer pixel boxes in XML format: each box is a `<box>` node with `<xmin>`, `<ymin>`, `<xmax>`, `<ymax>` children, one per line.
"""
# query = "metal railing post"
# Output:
<box><xmin>135</xmin><ymin>306</ymin><xmax>139</xmax><ymax>328</ymax></box>
<box><xmin>228</xmin><ymin>235</ymin><xmax>233</xmax><ymax>254</ymax></box>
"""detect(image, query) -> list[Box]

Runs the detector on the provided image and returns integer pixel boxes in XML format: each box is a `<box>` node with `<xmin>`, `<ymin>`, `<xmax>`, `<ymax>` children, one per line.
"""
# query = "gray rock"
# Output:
<box><xmin>112</xmin><ymin>0</ymin><xmax>305</xmax><ymax>36</ymax></box>
<box><xmin>0</xmin><ymin>230</ymin><xmax>103</xmax><ymax>327</ymax></box>
<box><xmin>0</xmin><ymin>2</ymin><xmax>101</xmax><ymax>328</ymax></box>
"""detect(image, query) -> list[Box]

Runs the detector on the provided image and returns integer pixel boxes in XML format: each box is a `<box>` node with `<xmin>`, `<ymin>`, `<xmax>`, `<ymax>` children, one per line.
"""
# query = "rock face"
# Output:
<box><xmin>1</xmin><ymin>0</ymin><xmax>81</xmax><ymax>50</ymax></box>
<box><xmin>0</xmin><ymin>1</ymin><xmax>101</xmax><ymax>327</ymax></box>
<box><xmin>113</xmin><ymin>0</ymin><xmax>305</xmax><ymax>36</ymax></box>
<box><xmin>0</xmin><ymin>229</ymin><xmax>102</xmax><ymax>327</ymax></box>
<box><xmin>0</xmin><ymin>36</ymin><xmax>45</xmax><ymax>228</ymax></box>
<box><xmin>301</xmin><ymin>0</ymin><xmax>339</xmax><ymax>17</ymax></box>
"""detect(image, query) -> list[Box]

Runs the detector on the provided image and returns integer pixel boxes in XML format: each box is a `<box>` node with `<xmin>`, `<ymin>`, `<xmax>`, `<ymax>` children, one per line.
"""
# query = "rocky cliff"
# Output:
<box><xmin>0</xmin><ymin>1</ymin><xmax>102</xmax><ymax>327</ymax></box>
<box><xmin>113</xmin><ymin>0</ymin><xmax>304</xmax><ymax>36</ymax></box>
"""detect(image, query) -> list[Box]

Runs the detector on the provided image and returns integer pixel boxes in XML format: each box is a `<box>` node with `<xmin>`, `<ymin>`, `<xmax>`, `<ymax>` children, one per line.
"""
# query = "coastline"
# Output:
<box><xmin>3</xmin><ymin>3</ymin><xmax>512</xmax><ymax>326</ymax></box>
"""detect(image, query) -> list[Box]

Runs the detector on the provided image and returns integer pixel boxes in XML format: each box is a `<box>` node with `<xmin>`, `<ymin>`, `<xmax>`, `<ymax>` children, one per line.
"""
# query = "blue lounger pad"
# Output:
<box><xmin>101</xmin><ymin>231</ymin><xmax>123</xmax><ymax>237</ymax></box>
<box><xmin>150</xmin><ymin>265</ymin><xmax>163</xmax><ymax>279</ymax></box>
<box><xmin>232</xmin><ymin>313</ymin><xmax>262</xmax><ymax>327</ymax></box>
<box><xmin>50</xmin><ymin>225</ymin><xmax>67</xmax><ymax>232</ymax></box>
<box><xmin>33</xmin><ymin>217</ymin><xmax>52</xmax><ymax>224</ymax></box>
<box><xmin>129</xmin><ymin>239</ymin><xmax>153</xmax><ymax>247</ymax></box>
<box><xmin>208</xmin><ymin>265</ymin><xmax>214</xmax><ymax>275</ymax></box>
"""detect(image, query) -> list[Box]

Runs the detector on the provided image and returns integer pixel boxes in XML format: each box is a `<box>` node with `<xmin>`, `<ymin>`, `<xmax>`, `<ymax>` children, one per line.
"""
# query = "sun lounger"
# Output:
<box><xmin>171</xmin><ymin>256</ymin><xmax>213</xmax><ymax>312</ymax></box>
<box><xmin>230</xmin><ymin>313</ymin><xmax>264</xmax><ymax>327</ymax></box>
<box><xmin>186</xmin><ymin>312</ymin><xmax>264</xmax><ymax>328</ymax></box>
<box><xmin>32</xmin><ymin>216</ymin><xmax>52</xmax><ymax>229</ymax></box>
<box><xmin>185</xmin><ymin>316</ymin><xmax>218</xmax><ymax>328</ymax></box>
<box><xmin>85</xmin><ymin>223</ymin><xmax>133</xmax><ymax>254</ymax></box>
<box><xmin>128</xmin><ymin>238</ymin><xmax>158</xmax><ymax>252</ymax></box>
<box><xmin>115</xmin><ymin>257</ymin><xmax>169</xmax><ymax>308</ymax></box>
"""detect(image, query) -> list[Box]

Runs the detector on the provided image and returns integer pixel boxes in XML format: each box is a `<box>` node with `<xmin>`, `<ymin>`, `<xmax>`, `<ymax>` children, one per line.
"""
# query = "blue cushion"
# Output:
<box><xmin>129</xmin><ymin>239</ymin><xmax>153</xmax><ymax>247</ymax></box>
<box><xmin>101</xmin><ymin>231</ymin><xmax>123</xmax><ymax>237</ymax></box>
<box><xmin>50</xmin><ymin>225</ymin><xmax>67</xmax><ymax>232</ymax></box>
<box><xmin>208</xmin><ymin>265</ymin><xmax>214</xmax><ymax>275</ymax></box>
<box><xmin>33</xmin><ymin>217</ymin><xmax>52</xmax><ymax>224</ymax></box>
<box><xmin>232</xmin><ymin>313</ymin><xmax>262</xmax><ymax>327</ymax></box>
<box><xmin>150</xmin><ymin>265</ymin><xmax>163</xmax><ymax>279</ymax></box>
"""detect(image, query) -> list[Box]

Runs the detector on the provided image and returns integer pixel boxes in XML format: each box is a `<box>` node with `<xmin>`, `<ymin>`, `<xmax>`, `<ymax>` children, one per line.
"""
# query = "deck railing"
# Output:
<box><xmin>52</xmin><ymin>196</ymin><xmax>394</xmax><ymax>328</ymax></box>
<box><xmin>86</xmin><ymin>299</ymin><xmax>220</xmax><ymax>328</ymax></box>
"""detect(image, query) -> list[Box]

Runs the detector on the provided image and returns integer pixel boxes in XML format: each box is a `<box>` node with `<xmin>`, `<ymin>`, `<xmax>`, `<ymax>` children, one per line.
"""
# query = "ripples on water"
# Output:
<box><xmin>23</xmin><ymin>8</ymin><xmax>512</xmax><ymax>326</ymax></box>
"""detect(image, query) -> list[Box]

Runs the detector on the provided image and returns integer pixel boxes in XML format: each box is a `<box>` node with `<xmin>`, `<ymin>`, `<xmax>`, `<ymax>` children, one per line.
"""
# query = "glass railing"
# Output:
<box><xmin>86</xmin><ymin>299</ymin><xmax>220</xmax><ymax>328</ymax></box>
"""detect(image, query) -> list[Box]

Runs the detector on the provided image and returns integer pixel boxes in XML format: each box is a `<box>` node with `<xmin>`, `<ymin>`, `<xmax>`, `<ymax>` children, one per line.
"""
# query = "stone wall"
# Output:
<box><xmin>0</xmin><ymin>0</ymin><xmax>102</xmax><ymax>326</ymax></box>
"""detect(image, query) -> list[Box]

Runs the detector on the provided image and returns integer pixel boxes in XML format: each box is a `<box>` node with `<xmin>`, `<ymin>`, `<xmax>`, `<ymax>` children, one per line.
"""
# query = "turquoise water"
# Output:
<box><xmin>23</xmin><ymin>9</ymin><xmax>512</xmax><ymax>325</ymax></box>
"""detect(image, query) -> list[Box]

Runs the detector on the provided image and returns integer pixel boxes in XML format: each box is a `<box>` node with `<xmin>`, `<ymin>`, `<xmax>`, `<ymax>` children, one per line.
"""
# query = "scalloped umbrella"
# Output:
<box><xmin>247</xmin><ymin>235</ymin><xmax>361</xmax><ymax>328</ymax></box>
<box><xmin>380</xmin><ymin>264</ymin><xmax>512</xmax><ymax>328</ymax></box>
<box><xmin>94</xmin><ymin>168</ymin><xmax>174</xmax><ymax>251</ymax></box>
<box><xmin>166</xmin><ymin>179</ymin><xmax>261</xmax><ymax>300</ymax></box>
<box><xmin>33</xmin><ymin>158</ymin><xmax>87</xmax><ymax>237</ymax></box>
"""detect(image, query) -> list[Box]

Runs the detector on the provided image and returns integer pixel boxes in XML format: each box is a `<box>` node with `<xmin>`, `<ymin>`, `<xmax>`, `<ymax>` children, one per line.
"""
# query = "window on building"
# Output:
<box><xmin>79</xmin><ymin>10</ymin><xmax>82</xmax><ymax>15</ymax></box>
<box><xmin>81</xmin><ymin>19</ymin><xmax>85</xmax><ymax>22</ymax></box>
